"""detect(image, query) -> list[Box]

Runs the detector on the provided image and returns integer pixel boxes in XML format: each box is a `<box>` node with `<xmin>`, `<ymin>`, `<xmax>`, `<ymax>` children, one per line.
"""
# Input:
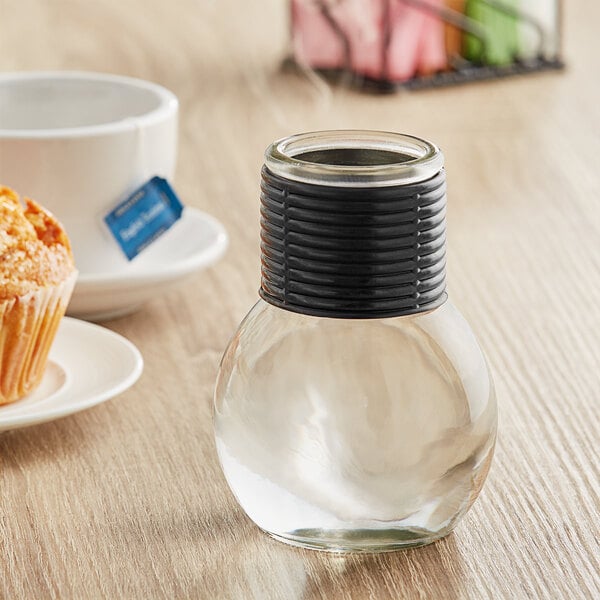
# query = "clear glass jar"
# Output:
<box><xmin>214</xmin><ymin>131</ymin><xmax>497</xmax><ymax>552</ymax></box>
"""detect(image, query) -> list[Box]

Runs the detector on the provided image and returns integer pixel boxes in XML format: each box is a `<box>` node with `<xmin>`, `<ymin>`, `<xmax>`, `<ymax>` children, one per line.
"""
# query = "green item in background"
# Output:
<box><xmin>464</xmin><ymin>0</ymin><xmax>519</xmax><ymax>66</ymax></box>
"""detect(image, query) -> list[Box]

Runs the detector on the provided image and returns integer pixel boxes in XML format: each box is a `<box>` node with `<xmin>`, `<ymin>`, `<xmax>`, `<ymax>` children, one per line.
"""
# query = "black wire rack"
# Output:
<box><xmin>287</xmin><ymin>0</ymin><xmax>564</xmax><ymax>92</ymax></box>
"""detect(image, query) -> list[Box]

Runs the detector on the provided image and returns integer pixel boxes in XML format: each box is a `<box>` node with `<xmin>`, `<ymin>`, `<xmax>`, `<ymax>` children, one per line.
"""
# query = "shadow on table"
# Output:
<box><xmin>298</xmin><ymin>535</ymin><xmax>468</xmax><ymax>600</ymax></box>
<box><xmin>53</xmin><ymin>475</ymin><xmax>469</xmax><ymax>600</ymax></box>
<box><xmin>1</xmin><ymin>415</ymin><xmax>470</xmax><ymax>600</ymax></box>
<box><xmin>161</xmin><ymin>507</ymin><xmax>469</xmax><ymax>599</ymax></box>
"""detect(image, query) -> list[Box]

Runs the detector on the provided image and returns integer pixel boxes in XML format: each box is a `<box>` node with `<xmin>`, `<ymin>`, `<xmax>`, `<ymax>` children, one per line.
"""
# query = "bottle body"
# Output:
<box><xmin>214</xmin><ymin>298</ymin><xmax>496</xmax><ymax>552</ymax></box>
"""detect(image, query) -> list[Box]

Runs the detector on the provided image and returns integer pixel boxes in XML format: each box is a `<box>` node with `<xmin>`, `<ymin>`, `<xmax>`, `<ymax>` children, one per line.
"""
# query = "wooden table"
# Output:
<box><xmin>1</xmin><ymin>1</ymin><xmax>599</xmax><ymax>598</ymax></box>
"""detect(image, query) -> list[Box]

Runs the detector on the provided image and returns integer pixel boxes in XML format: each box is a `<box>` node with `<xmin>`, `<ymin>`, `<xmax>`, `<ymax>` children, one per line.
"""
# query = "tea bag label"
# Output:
<box><xmin>104</xmin><ymin>177</ymin><xmax>184</xmax><ymax>260</ymax></box>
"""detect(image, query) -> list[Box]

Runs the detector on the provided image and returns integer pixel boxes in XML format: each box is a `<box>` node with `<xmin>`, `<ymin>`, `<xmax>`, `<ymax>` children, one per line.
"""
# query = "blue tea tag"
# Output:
<box><xmin>104</xmin><ymin>176</ymin><xmax>184</xmax><ymax>260</ymax></box>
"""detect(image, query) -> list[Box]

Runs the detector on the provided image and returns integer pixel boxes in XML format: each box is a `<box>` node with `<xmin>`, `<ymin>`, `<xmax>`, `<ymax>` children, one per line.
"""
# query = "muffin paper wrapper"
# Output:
<box><xmin>0</xmin><ymin>271</ymin><xmax>77</xmax><ymax>405</ymax></box>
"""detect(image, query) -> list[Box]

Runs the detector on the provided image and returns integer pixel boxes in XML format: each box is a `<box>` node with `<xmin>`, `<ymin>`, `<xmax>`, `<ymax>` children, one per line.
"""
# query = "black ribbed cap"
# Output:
<box><xmin>259</xmin><ymin>132</ymin><xmax>448</xmax><ymax>319</ymax></box>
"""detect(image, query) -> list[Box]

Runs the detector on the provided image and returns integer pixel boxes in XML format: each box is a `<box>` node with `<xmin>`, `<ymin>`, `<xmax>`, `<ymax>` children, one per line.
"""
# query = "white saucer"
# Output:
<box><xmin>68</xmin><ymin>207</ymin><xmax>228</xmax><ymax>321</ymax></box>
<box><xmin>0</xmin><ymin>318</ymin><xmax>143</xmax><ymax>432</ymax></box>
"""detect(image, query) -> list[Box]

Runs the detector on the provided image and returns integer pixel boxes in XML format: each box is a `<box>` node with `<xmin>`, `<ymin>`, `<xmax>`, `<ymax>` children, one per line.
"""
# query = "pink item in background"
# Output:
<box><xmin>291</xmin><ymin>0</ymin><xmax>348</xmax><ymax>71</ymax></box>
<box><xmin>346</xmin><ymin>0</ymin><xmax>387</xmax><ymax>79</ymax></box>
<box><xmin>386</xmin><ymin>2</ymin><xmax>425</xmax><ymax>80</ymax></box>
<box><xmin>415</xmin><ymin>0</ymin><xmax>448</xmax><ymax>76</ymax></box>
<box><xmin>291</xmin><ymin>0</ymin><xmax>447</xmax><ymax>83</ymax></box>
<box><xmin>291</xmin><ymin>0</ymin><xmax>385</xmax><ymax>79</ymax></box>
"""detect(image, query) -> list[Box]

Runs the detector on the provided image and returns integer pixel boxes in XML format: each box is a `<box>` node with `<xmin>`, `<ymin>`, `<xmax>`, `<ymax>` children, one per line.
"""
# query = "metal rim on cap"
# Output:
<box><xmin>265</xmin><ymin>130</ymin><xmax>444</xmax><ymax>188</ymax></box>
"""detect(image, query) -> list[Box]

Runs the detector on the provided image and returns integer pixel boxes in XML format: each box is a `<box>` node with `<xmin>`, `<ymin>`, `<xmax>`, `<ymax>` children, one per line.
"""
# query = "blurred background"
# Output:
<box><xmin>1</xmin><ymin>1</ymin><xmax>594</xmax><ymax>321</ymax></box>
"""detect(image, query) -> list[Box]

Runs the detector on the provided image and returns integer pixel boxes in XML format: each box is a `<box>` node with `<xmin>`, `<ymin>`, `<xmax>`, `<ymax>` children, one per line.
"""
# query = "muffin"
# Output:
<box><xmin>0</xmin><ymin>186</ymin><xmax>77</xmax><ymax>405</ymax></box>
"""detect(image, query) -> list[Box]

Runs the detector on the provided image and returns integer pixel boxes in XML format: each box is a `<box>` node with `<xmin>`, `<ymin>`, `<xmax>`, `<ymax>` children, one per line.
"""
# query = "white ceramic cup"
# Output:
<box><xmin>0</xmin><ymin>71</ymin><xmax>178</xmax><ymax>275</ymax></box>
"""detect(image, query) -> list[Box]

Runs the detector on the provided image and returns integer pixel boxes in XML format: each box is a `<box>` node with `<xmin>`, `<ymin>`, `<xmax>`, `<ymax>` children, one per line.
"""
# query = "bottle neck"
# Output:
<box><xmin>259</xmin><ymin>166</ymin><xmax>447</xmax><ymax>319</ymax></box>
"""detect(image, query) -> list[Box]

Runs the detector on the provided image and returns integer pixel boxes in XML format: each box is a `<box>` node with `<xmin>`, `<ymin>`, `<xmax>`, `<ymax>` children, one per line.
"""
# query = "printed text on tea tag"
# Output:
<box><xmin>104</xmin><ymin>177</ymin><xmax>184</xmax><ymax>260</ymax></box>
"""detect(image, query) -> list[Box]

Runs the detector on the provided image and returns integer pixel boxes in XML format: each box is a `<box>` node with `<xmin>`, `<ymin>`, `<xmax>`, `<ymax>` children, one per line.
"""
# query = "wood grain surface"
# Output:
<box><xmin>0</xmin><ymin>1</ymin><xmax>599</xmax><ymax>598</ymax></box>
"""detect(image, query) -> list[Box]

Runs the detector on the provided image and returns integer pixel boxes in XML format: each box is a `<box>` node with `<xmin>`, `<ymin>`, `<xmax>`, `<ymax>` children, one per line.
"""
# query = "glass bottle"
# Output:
<box><xmin>214</xmin><ymin>131</ymin><xmax>497</xmax><ymax>552</ymax></box>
